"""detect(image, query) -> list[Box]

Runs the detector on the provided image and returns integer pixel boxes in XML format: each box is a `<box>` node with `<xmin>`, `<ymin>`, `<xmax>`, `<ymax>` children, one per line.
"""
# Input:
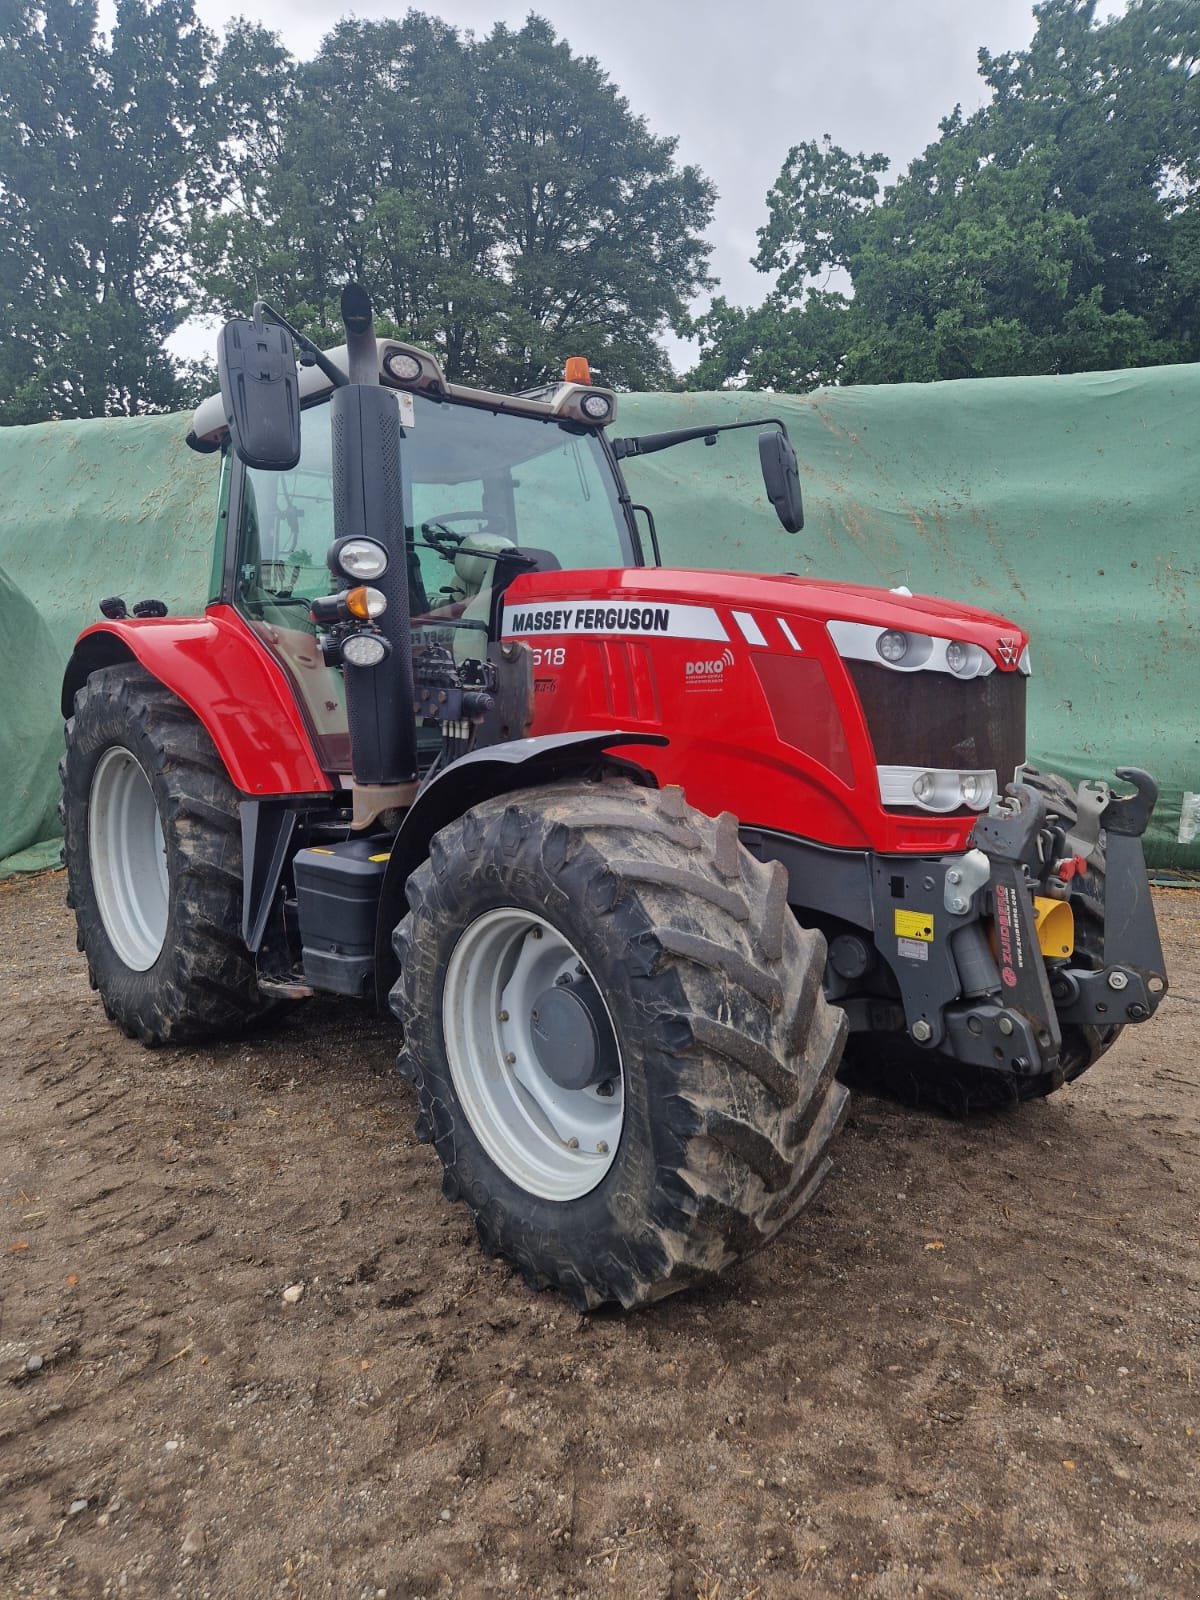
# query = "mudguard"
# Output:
<box><xmin>61</xmin><ymin>604</ymin><xmax>332</xmax><ymax>796</ymax></box>
<box><xmin>372</xmin><ymin>730</ymin><xmax>666</xmax><ymax>1004</ymax></box>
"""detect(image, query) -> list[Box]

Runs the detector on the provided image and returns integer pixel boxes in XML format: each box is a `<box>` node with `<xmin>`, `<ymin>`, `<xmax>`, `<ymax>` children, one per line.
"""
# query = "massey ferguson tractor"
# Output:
<box><xmin>59</xmin><ymin>287</ymin><xmax>1168</xmax><ymax>1309</ymax></box>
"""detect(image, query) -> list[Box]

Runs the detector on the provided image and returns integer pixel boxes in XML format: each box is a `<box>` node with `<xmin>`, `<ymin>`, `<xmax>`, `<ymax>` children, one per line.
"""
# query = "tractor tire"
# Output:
<box><xmin>61</xmin><ymin>663</ymin><xmax>268</xmax><ymax>1046</ymax></box>
<box><xmin>389</xmin><ymin>780</ymin><xmax>848</xmax><ymax>1310</ymax></box>
<box><xmin>840</xmin><ymin>764</ymin><xmax>1119</xmax><ymax>1116</ymax></box>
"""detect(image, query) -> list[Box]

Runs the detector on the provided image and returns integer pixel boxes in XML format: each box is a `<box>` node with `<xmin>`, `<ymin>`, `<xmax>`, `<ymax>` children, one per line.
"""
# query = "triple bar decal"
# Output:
<box><xmin>502</xmin><ymin>600</ymin><xmax>730</xmax><ymax>643</ymax></box>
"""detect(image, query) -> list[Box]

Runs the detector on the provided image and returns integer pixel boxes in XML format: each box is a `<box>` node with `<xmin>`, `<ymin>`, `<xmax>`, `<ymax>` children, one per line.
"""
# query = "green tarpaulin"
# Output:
<box><xmin>1</xmin><ymin>364</ymin><xmax>1196</xmax><ymax>874</ymax></box>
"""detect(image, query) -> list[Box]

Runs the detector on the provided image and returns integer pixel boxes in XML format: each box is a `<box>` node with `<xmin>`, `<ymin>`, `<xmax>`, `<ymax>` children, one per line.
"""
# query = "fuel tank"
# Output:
<box><xmin>500</xmin><ymin>568</ymin><xmax>1031</xmax><ymax>855</ymax></box>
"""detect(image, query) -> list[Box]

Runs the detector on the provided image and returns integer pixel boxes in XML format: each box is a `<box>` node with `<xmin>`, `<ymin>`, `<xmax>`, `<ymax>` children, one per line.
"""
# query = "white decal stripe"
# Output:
<box><xmin>777</xmin><ymin>617</ymin><xmax>802</xmax><ymax>652</ymax></box>
<box><xmin>731</xmin><ymin>610</ymin><xmax>768</xmax><ymax>647</ymax></box>
<box><xmin>501</xmin><ymin>600</ymin><xmax>729</xmax><ymax>642</ymax></box>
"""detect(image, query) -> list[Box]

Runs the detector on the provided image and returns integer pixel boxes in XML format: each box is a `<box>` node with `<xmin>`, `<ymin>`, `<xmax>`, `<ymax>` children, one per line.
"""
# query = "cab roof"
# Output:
<box><xmin>186</xmin><ymin>338</ymin><xmax>618</xmax><ymax>453</ymax></box>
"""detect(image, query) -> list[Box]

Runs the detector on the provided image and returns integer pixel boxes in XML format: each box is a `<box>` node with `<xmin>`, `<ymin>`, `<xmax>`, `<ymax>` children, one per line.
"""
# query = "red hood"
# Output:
<box><xmin>505</xmin><ymin>567</ymin><xmax>1028</xmax><ymax>667</ymax></box>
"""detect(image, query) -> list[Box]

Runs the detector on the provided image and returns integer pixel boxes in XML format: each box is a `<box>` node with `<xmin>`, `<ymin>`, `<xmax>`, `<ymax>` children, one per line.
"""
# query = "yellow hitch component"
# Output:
<box><xmin>1032</xmin><ymin>896</ymin><xmax>1074</xmax><ymax>958</ymax></box>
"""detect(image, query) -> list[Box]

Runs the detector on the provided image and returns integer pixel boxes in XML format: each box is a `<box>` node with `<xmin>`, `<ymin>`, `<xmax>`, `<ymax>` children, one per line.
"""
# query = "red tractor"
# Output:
<box><xmin>60</xmin><ymin>289</ymin><xmax>1168</xmax><ymax>1308</ymax></box>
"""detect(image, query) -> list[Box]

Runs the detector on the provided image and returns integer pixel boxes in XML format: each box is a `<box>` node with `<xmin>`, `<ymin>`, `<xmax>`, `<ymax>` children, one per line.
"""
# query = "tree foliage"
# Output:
<box><xmin>689</xmin><ymin>0</ymin><xmax>1200</xmax><ymax>390</ymax></box>
<box><xmin>191</xmin><ymin>12</ymin><xmax>714</xmax><ymax>391</ymax></box>
<box><xmin>0</xmin><ymin>0</ymin><xmax>223</xmax><ymax>422</ymax></box>
<box><xmin>1</xmin><ymin>7</ymin><xmax>713</xmax><ymax>421</ymax></box>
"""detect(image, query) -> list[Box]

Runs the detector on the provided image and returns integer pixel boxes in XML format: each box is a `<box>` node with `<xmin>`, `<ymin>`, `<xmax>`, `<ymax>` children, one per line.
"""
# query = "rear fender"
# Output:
<box><xmin>61</xmin><ymin>606</ymin><xmax>332</xmax><ymax>796</ymax></box>
<box><xmin>372</xmin><ymin>730</ymin><xmax>666</xmax><ymax>1005</ymax></box>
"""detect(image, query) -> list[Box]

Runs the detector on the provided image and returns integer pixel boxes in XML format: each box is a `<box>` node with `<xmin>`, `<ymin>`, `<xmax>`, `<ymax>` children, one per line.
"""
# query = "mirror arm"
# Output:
<box><xmin>252</xmin><ymin>299</ymin><xmax>349</xmax><ymax>390</ymax></box>
<box><xmin>613</xmin><ymin>417</ymin><xmax>790</xmax><ymax>460</ymax></box>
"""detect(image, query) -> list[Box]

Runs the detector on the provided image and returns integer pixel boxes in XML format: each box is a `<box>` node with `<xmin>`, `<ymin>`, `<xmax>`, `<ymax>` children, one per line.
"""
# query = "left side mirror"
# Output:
<box><xmin>218</xmin><ymin>316</ymin><xmax>301</xmax><ymax>471</ymax></box>
<box><xmin>759</xmin><ymin>430</ymin><xmax>804</xmax><ymax>533</ymax></box>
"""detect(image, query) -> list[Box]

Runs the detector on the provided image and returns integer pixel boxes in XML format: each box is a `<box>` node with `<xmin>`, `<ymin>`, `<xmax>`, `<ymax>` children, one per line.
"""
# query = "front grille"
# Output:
<box><xmin>846</xmin><ymin>660</ymin><xmax>1026</xmax><ymax>785</ymax></box>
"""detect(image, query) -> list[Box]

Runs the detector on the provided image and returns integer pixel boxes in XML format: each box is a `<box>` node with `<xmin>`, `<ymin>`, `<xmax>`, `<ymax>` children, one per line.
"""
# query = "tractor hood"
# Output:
<box><xmin>501</xmin><ymin>566</ymin><xmax>1030</xmax><ymax>676</ymax></box>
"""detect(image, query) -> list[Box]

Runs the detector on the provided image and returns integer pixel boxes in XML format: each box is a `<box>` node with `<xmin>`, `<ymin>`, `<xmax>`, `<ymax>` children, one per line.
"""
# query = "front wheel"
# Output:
<box><xmin>61</xmin><ymin>664</ymin><xmax>269</xmax><ymax>1045</ymax></box>
<box><xmin>390</xmin><ymin>780</ymin><xmax>848</xmax><ymax>1310</ymax></box>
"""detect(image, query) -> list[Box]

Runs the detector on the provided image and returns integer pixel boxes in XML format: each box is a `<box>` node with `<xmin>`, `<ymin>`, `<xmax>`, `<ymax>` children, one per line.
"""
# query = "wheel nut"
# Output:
<box><xmin>531</xmin><ymin>928</ymin><xmax>543</xmax><ymax>940</ymax></box>
<box><xmin>497</xmin><ymin>1010</ymin><xmax>509</xmax><ymax>1022</ymax></box>
<box><xmin>504</xmin><ymin>1051</ymin><xmax>516</xmax><ymax>1064</ymax></box>
<box><xmin>566</xmin><ymin>1137</ymin><xmax>579</xmax><ymax>1150</ymax></box>
<box><xmin>597</xmin><ymin>1141</ymin><xmax>609</xmax><ymax>1155</ymax></box>
<box><xmin>912</xmin><ymin>1020</ymin><xmax>933</xmax><ymax>1043</ymax></box>
<box><xmin>1107</xmin><ymin>970</ymin><xmax>1129</xmax><ymax>991</ymax></box>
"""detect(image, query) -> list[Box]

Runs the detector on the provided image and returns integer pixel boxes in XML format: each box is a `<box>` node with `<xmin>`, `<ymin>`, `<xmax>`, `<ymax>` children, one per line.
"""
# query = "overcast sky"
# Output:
<box><xmin>97</xmin><ymin>0</ymin><xmax>1046</xmax><ymax>365</ymax></box>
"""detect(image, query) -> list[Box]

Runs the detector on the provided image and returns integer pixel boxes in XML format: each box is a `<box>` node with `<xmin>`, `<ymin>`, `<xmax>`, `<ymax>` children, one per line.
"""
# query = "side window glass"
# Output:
<box><xmin>510</xmin><ymin>437</ymin><xmax>624</xmax><ymax>569</ymax></box>
<box><xmin>235</xmin><ymin>419</ymin><xmax>350</xmax><ymax>770</ymax></box>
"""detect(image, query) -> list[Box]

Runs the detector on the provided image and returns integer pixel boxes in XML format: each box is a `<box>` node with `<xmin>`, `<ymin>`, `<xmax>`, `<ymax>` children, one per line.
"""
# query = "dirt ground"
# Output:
<box><xmin>1</xmin><ymin>873</ymin><xmax>1197</xmax><ymax>1600</ymax></box>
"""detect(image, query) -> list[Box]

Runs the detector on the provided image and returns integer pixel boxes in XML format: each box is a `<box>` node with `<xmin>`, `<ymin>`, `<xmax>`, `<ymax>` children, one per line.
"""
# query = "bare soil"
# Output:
<box><xmin>1</xmin><ymin>873</ymin><xmax>1197</xmax><ymax>1600</ymax></box>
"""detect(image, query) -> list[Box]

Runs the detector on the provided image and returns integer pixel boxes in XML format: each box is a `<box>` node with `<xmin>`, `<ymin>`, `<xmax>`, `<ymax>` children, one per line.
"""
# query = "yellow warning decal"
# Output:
<box><xmin>369</xmin><ymin>852</ymin><xmax>390</xmax><ymax>863</ymax></box>
<box><xmin>894</xmin><ymin>909</ymin><xmax>934</xmax><ymax>942</ymax></box>
<box><xmin>308</xmin><ymin>847</ymin><xmax>334</xmax><ymax>855</ymax></box>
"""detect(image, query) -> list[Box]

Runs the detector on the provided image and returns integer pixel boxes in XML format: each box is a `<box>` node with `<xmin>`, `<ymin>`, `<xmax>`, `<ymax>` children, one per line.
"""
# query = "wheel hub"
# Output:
<box><xmin>529</xmin><ymin>975</ymin><xmax>619</xmax><ymax>1092</ymax></box>
<box><xmin>87</xmin><ymin>745</ymin><xmax>169</xmax><ymax>972</ymax></box>
<box><xmin>441</xmin><ymin>908</ymin><xmax>624</xmax><ymax>1201</ymax></box>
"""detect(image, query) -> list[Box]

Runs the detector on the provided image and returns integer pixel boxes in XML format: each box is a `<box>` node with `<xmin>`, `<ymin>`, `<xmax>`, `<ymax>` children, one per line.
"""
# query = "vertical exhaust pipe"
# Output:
<box><xmin>330</xmin><ymin>283</ymin><xmax>418</xmax><ymax>789</ymax></box>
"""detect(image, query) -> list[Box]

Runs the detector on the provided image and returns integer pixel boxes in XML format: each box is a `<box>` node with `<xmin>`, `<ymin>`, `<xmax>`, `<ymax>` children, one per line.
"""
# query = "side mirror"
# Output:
<box><xmin>758</xmin><ymin>430</ymin><xmax>804</xmax><ymax>533</ymax></box>
<box><xmin>217</xmin><ymin>316</ymin><xmax>301</xmax><ymax>471</ymax></box>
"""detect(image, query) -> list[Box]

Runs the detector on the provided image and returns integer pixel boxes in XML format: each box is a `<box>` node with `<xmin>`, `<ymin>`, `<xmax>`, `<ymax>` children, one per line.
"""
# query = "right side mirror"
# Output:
<box><xmin>218</xmin><ymin>316</ymin><xmax>301</xmax><ymax>471</ymax></box>
<box><xmin>759</xmin><ymin>430</ymin><xmax>804</xmax><ymax>533</ymax></box>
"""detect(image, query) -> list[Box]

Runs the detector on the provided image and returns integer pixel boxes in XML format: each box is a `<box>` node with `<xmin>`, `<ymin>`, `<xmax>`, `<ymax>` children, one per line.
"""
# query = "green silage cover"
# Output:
<box><xmin>0</xmin><ymin>364</ymin><xmax>1196</xmax><ymax>873</ymax></box>
<box><xmin>0</xmin><ymin>415</ymin><xmax>214</xmax><ymax>876</ymax></box>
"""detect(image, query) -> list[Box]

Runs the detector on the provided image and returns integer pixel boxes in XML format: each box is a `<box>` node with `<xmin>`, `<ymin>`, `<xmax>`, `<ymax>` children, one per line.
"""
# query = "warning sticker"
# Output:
<box><xmin>894</xmin><ymin>909</ymin><xmax>934</xmax><ymax>942</ymax></box>
<box><xmin>897</xmin><ymin>937</ymin><xmax>929</xmax><ymax>962</ymax></box>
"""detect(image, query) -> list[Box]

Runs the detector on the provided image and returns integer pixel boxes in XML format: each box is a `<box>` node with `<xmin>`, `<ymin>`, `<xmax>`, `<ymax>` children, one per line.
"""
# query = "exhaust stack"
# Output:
<box><xmin>330</xmin><ymin>284</ymin><xmax>418</xmax><ymax>793</ymax></box>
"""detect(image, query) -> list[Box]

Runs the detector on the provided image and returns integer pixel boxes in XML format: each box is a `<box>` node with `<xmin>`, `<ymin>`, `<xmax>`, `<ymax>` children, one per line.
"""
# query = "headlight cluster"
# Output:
<box><xmin>873</xmin><ymin>629</ymin><xmax>988</xmax><ymax>677</ymax></box>
<box><xmin>877</xmin><ymin>765</ymin><xmax>998</xmax><ymax>814</ymax></box>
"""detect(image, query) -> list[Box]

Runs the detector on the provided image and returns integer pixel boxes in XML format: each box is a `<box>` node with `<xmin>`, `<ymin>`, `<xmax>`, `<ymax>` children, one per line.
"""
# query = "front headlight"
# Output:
<box><xmin>877</xmin><ymin>765</ymin><xmax>998</xmax><ymax>813</ymax></box>
<box><xmin>332</xmin><ymin>537</ymin><xmax>389</xmax><ymax>582</ymax></box>
<box><xmin>342</xmin><ymin>631</ymin><xmax>390</xmax><ymax>668</ymax></box>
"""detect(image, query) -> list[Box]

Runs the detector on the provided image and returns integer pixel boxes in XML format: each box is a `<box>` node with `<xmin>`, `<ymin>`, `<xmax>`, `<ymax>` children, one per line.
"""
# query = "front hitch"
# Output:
<box><xmin>1053</xmin><ymin>767</ymin><xmax>1168</xmax><ymax>1027</ymax></box>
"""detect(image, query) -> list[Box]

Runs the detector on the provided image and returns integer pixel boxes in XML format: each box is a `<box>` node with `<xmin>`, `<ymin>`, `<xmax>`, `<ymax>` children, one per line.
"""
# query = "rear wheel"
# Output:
<box><xmin>840</xmin><ymin>765</ymin><xmax>1120</xmax><ymax>1115</ymax></box>
<box><xmin>61</xmin><ymin>664</ymin><xmax>268</xmax><ymax>1045</ymax></box>
<box><xmin>390</xmin><ymin>780</ymin><xmax>848</xmax><ymax>1309</ymax></box>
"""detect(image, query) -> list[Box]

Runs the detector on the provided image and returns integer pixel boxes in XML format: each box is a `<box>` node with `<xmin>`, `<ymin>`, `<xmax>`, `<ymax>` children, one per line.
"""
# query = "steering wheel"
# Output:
<box><xmin>420</xmin><ymin>513</ymin><xmax>507</xmax><ymax>559</ymax></box>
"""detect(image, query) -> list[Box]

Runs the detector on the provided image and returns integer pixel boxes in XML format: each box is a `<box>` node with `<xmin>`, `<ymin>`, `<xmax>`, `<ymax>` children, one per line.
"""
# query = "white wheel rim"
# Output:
<box><xmin>88</xmin><ymin>746</ymin><xmax>169</xmax><ymax>972</ymax></box>
<box><xmin>442</xmin><ymin>909</ymin><xmax>625</xmax><ymax>1202</ymax></box>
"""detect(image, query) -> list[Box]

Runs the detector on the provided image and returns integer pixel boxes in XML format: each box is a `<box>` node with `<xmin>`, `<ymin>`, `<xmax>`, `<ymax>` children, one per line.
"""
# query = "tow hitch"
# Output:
<box><xmin>966</xmin><ymin>768</ymin><xmax>1167</xmax><ymax>1066</ymax></box>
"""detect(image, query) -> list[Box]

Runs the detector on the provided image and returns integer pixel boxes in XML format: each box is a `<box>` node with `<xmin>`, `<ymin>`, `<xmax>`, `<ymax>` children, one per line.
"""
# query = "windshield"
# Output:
<box><xmin>236</xmin><ymin>391</ymin><xmax>630</xmax><ymax>611</ymax></box>
<box><xmin>231</xmin><ymin>390</ymin><xmax>631</xmax><ymax>767</ymax></box>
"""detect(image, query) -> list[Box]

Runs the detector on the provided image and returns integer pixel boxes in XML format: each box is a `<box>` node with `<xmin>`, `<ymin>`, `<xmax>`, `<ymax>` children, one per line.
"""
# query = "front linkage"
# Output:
<box><xmin>871</xmin><ymin>768</ymin><xmax>1167</xmax><ymax>1089</ymax></box>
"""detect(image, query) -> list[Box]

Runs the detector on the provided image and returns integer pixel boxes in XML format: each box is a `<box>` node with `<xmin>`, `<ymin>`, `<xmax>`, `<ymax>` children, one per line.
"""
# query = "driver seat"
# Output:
<box><xmin>451</xmin><ymin>533</ymin><xmax>516</xmax><ymax>663</ymax></box>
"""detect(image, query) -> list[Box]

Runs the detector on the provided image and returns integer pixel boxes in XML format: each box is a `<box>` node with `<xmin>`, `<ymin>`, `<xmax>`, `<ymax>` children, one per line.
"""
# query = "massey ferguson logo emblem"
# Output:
<box><xmin>685</xmin><ymin>649</ymin><xmax>735</xmax><ymax>687</ymax></box>
<box><xmin>996</xmin><ymin>636</ymin><xmax>1021</xmax><ymax>666</ymax></box>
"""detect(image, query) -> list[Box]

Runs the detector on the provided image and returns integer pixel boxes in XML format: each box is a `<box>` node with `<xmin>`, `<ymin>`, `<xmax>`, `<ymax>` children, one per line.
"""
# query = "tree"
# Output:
<box><xmin>0</xmin><ymin>0</ymin><xmax>223</xmax><ymax>422</ymax></box>
<box><xmin>192</xmin><ymin>13</ymin><xmax>715</xmax><ymax>391</ymax></box>
<box><xmin>689</xmin><ymin>0</ymin><xmax>1200</xmax><ymax>390</ymax></box>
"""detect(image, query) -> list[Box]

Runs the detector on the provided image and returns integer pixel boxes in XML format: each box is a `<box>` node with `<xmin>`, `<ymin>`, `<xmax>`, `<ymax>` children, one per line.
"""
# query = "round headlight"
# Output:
<box><xmin>384</xmin><ymin>350</ymin><xmax>422</xmax><ymax>383</ymax></box>
<box><xmin>912</xmin><ymin>772</ymin><xmax>937</xmax><ymax>806</ymax></box>
<box><xmin>877</xmin><ymin>629</ymin><xmax>910</xmax><ymax>665</ymax></box>
<box><xmin>342</xmin><ymin>632</ymin><xmax>389</xmax><ymax>668</ymax></box>
<box><xmin>335</xmin><ymin>538</ymin><xmax>389</xmax><ymax>581</ymax></box>
<box><xmin>959</xmin><ymin>772</ymin><xmax>994</xmax><ymax>810</ymax></box>
<box><xmin>581</xmin><ymin>393</ymin><xmax>610</xmax><ymax>420</ymax></box>
<box><xmin>945</xmin><ymin>640</ymin><xmax>970</xmax><ymax>674</ymax></box>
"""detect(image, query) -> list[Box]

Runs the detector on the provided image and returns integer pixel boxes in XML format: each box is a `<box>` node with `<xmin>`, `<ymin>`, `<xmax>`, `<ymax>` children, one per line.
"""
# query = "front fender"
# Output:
<box><xmin>62</xmin><ymin>604</ymin><xmax>332</xmax><ymax>796</ymax></box>
<box><xmin>372</xmin><ymin>730</ymin><xmax>666</xmax><ymax>1005</ymax></box>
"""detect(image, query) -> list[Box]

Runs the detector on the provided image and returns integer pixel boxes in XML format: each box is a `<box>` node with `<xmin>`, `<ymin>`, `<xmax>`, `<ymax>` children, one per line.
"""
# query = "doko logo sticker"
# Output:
<box><xmin>684</xmin><ymin>648</ymin><xmax>735</xmax><ymax>690</ymax></box>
